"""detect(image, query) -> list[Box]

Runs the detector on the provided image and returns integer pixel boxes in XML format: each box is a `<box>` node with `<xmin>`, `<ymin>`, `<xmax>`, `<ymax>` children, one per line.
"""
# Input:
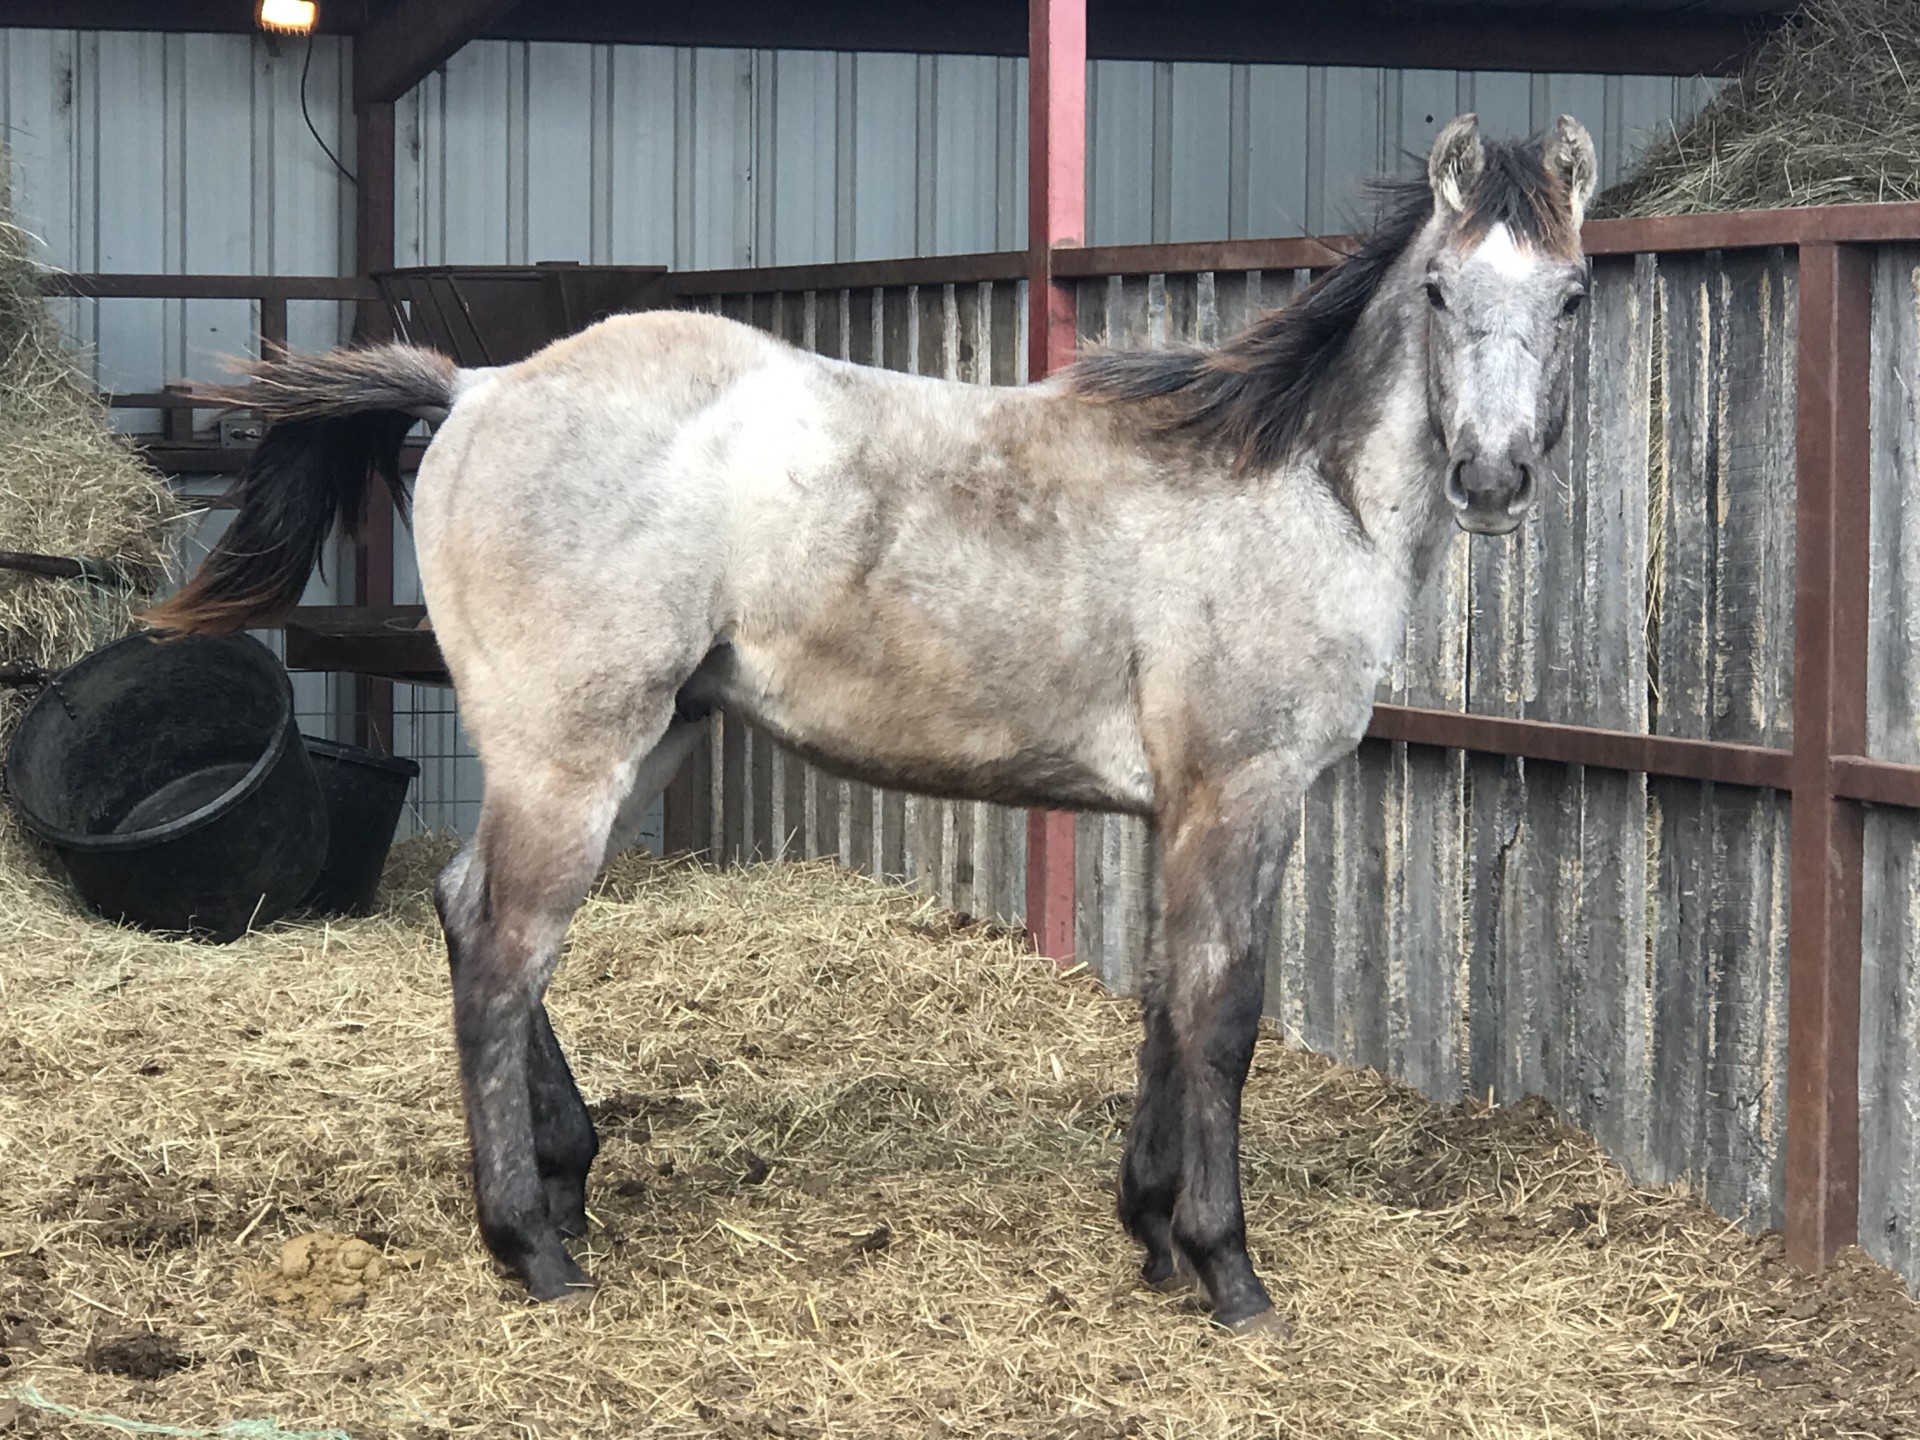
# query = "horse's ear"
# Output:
<box><xmin>1427</xmin><ymin>114</ymin><xmax>1484</xmax><ymax>218</ymax></box>
<box><xmin>1544</xmin><ymin>114</ymin><xmax>1598</xmax><ymax>228</ymax></box>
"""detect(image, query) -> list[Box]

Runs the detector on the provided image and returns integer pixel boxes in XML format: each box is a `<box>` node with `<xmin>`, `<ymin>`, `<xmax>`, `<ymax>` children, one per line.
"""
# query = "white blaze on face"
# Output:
<box><xmin>1447</xmin><ymin>222</ymin><xmax>1551</xmax><ymax>467</ymax></box>
<box><xmin>1468</xmin><ymin>222</ymin><xmax>1544</xmax><ymax>282</ymax></box>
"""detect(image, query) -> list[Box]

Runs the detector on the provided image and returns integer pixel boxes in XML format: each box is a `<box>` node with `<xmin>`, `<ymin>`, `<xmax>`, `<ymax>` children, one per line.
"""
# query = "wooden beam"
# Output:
<box><xmin>18</xmin><ymin>0</ymin><xmax>1783</xmax><ymax>79</ymax></box>
<box><xmin>0</xmin><ymin>0</ymin><xmax>369</xmax><ymax>32</ymax></box>
<box><xmin>476</xmin><ymin>0</ymin><xmax>1779</xmax><ymax>77</ymax></box>
<box><xmin>40</xmin><ymin>274</ymin><xmax>376</xmax><ymax>301</ymax></box>
<box><xmin>1784</xmin><ymin>242</ymin><xmax>1872</xmax><ymax>1273</ymax></box>
<box><xmin>352</xmin><ymin>0</ymin><xmax>526</xmax><ymax>106</ymax></box>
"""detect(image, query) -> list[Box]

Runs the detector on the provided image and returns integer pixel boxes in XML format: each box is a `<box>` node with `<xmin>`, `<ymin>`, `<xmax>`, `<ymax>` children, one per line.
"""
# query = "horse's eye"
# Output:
<box><xmin>1424</xmin><ymin>281</ymin><xmax>1447</xmax><ymax>311</ymax></box>
<box><xmin>1561</xmin><ymin>288</ymin><xmax>1587</xmax><ymax>317</ymax></box>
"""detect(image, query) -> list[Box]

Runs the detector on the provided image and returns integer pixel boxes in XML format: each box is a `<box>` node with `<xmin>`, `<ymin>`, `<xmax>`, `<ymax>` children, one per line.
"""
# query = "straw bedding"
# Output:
<box><xmin>2</xmin><ymin>840</ymin><xmax>1916</xmax><ymax>1439</ymax></box>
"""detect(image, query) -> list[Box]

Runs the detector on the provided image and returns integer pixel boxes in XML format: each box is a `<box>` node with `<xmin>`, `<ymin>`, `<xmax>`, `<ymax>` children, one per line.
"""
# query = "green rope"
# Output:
<box><xmin>5</xmin><ymin>1384</ymin><xmax>354</xmax><ymax>1440</ymax></box>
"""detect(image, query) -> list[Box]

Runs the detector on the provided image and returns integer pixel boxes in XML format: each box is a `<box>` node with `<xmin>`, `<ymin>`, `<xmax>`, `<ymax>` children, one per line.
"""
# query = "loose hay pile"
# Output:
<box><xmin>0</xmin><ymin>145</ymin><xmax>186</xmax><ymax>865</ymax></box>
<box><xmin>1598</xmin><ymin>0</ymin><xmax>1920</xmax><ymax>217</ymax></box>
<box><xmin>2</xmin><ymin>840</ymin><xmax>1916</xmax><ymax>1439</ymax></box>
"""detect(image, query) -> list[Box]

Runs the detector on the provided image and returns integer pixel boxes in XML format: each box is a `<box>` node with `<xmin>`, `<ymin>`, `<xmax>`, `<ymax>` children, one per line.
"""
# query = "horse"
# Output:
<box><xmin>143</xmin><ymin>112</ymin><xmax>1597</xmax><ymax>1334</ymax></box>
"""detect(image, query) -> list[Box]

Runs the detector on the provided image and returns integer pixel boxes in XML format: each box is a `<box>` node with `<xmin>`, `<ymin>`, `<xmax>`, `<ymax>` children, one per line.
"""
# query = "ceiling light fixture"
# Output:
<box><xmin>256</xmin><ymin>0</ymin><xmax>318</xmax><ymax>35</ymax></box>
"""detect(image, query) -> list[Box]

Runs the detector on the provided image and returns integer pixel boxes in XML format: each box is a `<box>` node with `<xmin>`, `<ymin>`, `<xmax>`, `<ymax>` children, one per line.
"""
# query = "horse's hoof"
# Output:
<box><xmin>1145</xmin><ymin>1256</ymin><xmax>1199</xmax><ymax>1295</ymax></box>
<box><xmin>1218</xmin><ymin>1305</ymin><xmax>1291</xmax><ymax>1339</ymax></box>
<box><xmin>545</xmin><ymin>1178</ymin><xmax>591</xmax><ymax>1240</ymax></box>
<box><xmin>522</xmin><ymin>1248</ymin><xmax>594</xmax><ymax>1304</ymax></box>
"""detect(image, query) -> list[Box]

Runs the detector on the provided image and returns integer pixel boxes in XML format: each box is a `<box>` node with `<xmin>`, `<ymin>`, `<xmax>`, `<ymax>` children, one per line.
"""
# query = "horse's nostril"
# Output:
<box><xmin>1509</xmin><ymin>460</ymin><xmax>1539</xmax><ymax>513</ymax></box>
<box><xmin>1445</xmin><ymin>460</ymin><xmax>1470</xmax><ymax>510</ymax></box>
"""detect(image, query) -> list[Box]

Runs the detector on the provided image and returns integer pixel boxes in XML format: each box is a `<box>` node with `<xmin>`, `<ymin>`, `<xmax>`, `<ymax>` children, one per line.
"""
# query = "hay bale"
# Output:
<box><xmin>1597</xmin><ymin>0</ymin><xmax>1920</xmax><ymax>218</ymax></box>
<box><xmin>0</xmin><ymin>145</ymin><xmax>188</xmax><ymax>870</ymax></box>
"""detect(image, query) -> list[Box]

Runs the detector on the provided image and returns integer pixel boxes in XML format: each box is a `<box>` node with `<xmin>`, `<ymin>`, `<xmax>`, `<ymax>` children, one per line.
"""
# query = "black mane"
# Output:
<box><xmin>1062</xmin><ymin>138</ymin><xmax>1568</xmax><ymax>475</ymax></box>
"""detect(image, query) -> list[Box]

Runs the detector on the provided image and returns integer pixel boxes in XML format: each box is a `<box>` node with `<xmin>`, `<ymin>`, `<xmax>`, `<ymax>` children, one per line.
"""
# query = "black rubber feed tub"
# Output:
<box><xmin>5</xmin><ymin>632</ymin><xmax>328</xmax><ymax>942</ymax></box>
<box><xmin>300</xmin><ymin>736</ymin><xmax>419</xmax><ymax>917</ymax></box>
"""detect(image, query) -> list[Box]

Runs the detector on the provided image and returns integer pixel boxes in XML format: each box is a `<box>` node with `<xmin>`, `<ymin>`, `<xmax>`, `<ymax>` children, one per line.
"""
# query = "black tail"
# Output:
<box><xmin>140</xmin><ymin>344</ymin><xmax>459</xmax><ymax>634</ymax></box>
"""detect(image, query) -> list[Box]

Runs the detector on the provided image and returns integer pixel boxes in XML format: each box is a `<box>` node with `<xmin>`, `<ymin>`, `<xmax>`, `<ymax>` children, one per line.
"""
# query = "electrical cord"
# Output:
<box><xmin>300</xmin><ymin>29</ymin><xmax>357</xmax><ymax>187</ymax></box>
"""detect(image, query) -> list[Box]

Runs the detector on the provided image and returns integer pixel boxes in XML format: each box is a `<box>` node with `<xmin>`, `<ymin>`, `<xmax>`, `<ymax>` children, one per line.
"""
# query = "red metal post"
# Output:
<box><xmin>1024</xmin><ymin>0</ymin><xmax>1085</xmax><ymax>963</ymax></box>
<box><xmin>1785</xmin><ymin>242</ymin><xmax>1871</xmax><ymax>1270</ymax></box>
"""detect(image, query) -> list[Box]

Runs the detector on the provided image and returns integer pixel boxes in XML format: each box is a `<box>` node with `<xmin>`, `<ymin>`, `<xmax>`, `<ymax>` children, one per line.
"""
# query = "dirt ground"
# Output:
<box><xmin>1</xmin><ymin>839</ymin><xmax>1916</xmax><ymax>1439</ymax></box>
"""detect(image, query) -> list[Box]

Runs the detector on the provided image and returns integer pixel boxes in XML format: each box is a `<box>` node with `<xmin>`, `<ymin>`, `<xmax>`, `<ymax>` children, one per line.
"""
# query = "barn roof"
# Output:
<box><xmin>14</xmin><ymin>0</ymin><xmax>1795</xmax><ymax>78</ymax></box>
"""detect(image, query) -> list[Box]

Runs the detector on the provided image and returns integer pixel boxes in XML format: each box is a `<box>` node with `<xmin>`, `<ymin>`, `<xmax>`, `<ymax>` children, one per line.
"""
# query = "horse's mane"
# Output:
<box><xmin>1062</xmin><ymin>138</ymin><xmax>1571</xmax><ymax>475</ymax></box>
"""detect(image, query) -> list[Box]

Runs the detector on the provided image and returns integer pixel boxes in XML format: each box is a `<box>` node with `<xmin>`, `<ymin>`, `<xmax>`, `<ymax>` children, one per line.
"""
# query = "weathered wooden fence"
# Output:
<box><xmin>657</xmin><ymin>211</ymin><xmax>1920</xmax><ymax>1295</ymax></box>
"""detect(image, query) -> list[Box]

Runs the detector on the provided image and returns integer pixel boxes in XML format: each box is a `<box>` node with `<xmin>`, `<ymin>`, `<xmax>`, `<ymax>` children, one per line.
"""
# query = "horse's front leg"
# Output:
<box><xmin>1118</xmin><ymin>852</ymin><xmax>1195</xmax><ymax>1292</ymax></box>
<box><xmin>1141</xmin><ymin>757</ymin><xmax>1299</xmax><ymax>1332</ymax></box>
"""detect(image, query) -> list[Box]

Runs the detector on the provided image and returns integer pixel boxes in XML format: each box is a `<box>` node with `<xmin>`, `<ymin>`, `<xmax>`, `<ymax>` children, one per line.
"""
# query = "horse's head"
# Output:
<box><xmin>1419</xmin><ymin>113</ymin><xmax>1595</xmax><ymax>536</ymax></box>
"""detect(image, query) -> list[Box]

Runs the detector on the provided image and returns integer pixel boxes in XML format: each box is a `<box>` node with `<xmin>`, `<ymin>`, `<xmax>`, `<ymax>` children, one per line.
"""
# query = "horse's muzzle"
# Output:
<box><xmin>1446</xmin><ymin>449</ymin><xmax>1537</xmax><ymax>536</ymax></box>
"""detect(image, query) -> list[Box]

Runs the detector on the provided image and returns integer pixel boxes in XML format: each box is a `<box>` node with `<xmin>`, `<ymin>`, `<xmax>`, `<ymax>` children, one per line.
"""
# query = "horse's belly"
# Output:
<box><xmin>702</xmin><ymin>646</ymin><xmax>1155</xmax><ymax>815</ymax></box>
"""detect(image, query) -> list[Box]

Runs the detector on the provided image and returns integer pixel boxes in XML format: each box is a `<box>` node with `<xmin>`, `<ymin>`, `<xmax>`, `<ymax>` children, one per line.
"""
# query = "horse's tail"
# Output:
<box><xmin>139</xmin><ymin>343</ymin><xmax>460</xmax><ymax>635</ymax></box>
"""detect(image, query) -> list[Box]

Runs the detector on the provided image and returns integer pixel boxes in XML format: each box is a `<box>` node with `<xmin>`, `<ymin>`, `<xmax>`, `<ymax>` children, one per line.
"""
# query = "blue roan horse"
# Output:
<box><xmin>147</xmin><ymin>113</ymin><xmax>1596</xmax><ymax>1333</ymax></box>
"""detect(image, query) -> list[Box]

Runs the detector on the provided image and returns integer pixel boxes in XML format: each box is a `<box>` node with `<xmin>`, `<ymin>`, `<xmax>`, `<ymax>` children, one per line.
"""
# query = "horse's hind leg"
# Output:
<box><xmin>527</xmin><ymin>1004</ymin><xmax>596</xmax><ymax>1239</ymax></box>
<box><xmin>523</xmin><ymin>717</ymin><xmax>713</xmax><ymax>1241</ymax></box>
<box><xmin>435</xmin><ymin>707</ymin><xmax>680</xmax><ymax>1301</ymax></box>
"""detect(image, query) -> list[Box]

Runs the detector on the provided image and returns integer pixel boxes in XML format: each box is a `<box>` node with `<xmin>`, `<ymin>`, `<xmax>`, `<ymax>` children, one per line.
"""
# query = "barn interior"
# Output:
<box><xmin>3</xmin><ymin>2</ymin><xmax>1920</xmax><ymax>1436</ymax></box>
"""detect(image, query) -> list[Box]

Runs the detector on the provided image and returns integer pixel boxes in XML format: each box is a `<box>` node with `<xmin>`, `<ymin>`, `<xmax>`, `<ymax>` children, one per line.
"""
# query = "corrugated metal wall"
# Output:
<box><xmin>0</xmin><ymin>28</ymin><xmax>358</xmax><ymax>741</ymax></box>
<box><xmin>0</xmin><ymin>28</ymin><xmax>354</xmax><ymax>392</ymax></box>
<box><xmin>1</xmin><ymin>26</ymin><xmax>1719</xmax><ymax>835</ymax></box>
<box><xmin>394</xmin><ymin>41</ymin><xmax>1717</xmax><ymax>269</ymax></box>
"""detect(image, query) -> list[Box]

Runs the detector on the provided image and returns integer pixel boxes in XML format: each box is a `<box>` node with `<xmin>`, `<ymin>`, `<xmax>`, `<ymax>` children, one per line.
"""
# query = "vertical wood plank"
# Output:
<box><xmin>1862</xmin><ymin>246</ymin><xmax>1920</xmax><ymax>1283</ymax></box>
<box><xmin>720</xmin><ymin>709</ymin><xmax>747</xmax><ymax>865</ymax></box>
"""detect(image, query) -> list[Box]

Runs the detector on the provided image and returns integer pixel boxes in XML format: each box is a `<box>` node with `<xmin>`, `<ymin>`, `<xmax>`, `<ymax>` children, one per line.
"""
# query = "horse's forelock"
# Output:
<box><xmin>1452</xmin><ymin>138</ymin><xmax>1579</xmax><ymax>256</ymax></box>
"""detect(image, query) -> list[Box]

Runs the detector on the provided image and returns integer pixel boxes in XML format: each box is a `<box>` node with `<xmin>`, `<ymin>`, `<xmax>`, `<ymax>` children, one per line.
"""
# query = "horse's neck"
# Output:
<box><xmin>1309</xmin><ymin>282</ymin><xmax>1454</xmax><ymax>588</ymax></box>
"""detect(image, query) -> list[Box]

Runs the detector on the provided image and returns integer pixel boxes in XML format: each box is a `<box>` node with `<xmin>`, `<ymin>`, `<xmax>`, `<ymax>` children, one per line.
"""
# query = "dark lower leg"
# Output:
<box><xmin>529</xmin><ymin>1003</ymin><xmax>597</xmax><ymax>1239</ymax></box>
<box><xmin>451</xmin><ymin>989</ymin><xmax>589</xmax><ymax>1299</ymax></box>
<box><xmin>1170</xmin><ymin>950</ymin><xmax>1271</xmax><ymax>1328</ymax></box>
<box><xmin>1118</xmin><ymin>991</ymin><xmax>1187</xmax><ymax>1287</ymax></box>
<box><xmin>1151</xmin><ymin>770</ymin><xmax>1294</xmax><ymax>1332</ymax></box>
<box><xmin>438</xmin><ymin>850</ymin><xmax>590</xmax><ymax>1302</ymax></box>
